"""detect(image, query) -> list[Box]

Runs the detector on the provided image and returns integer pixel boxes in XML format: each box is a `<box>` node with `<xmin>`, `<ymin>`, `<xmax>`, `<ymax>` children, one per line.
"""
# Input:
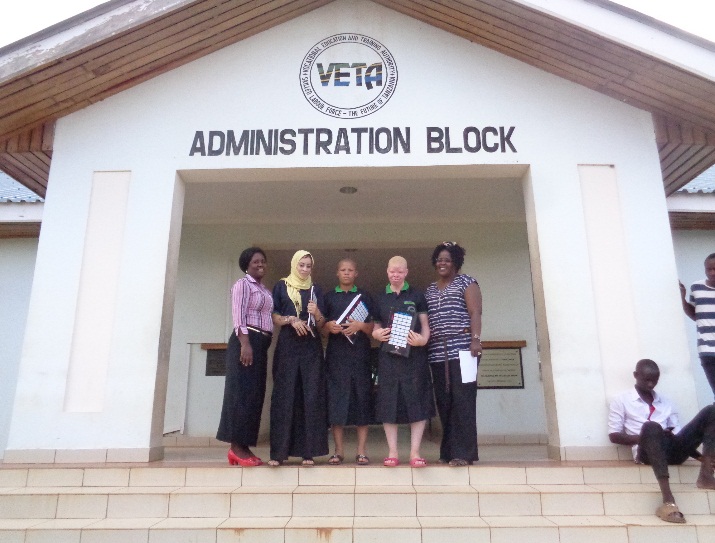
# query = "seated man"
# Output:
<box><xmin>608</xmin><ymin>358</ymin><xmax>715</xmax><ymax>523</ymax></box>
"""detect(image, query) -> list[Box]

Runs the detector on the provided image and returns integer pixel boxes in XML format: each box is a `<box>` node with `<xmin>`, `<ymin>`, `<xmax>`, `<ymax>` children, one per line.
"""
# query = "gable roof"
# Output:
<box><xmin>1</xmin><ymin>0</ymin><xmax>714</xmax><ymax>198</ymax></box>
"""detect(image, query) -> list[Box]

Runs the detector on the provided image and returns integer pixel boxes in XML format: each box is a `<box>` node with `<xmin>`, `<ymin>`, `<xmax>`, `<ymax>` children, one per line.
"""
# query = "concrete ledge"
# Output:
<box><xmin>547</xmin><ymin>445</ymin><xmax>626</xmax><ymax>461</ymax></box>
<box><xmin>3</xmin><ymin>450</ymin><xmax>56</xmax><ymax>464</ymax></box>
<box><xmin>55</xmin><ymin>450</ymin><xmax>108</xmax><ymax>464</ymax></box>
<box><xmin>3</xmin><ymin>447</ymin><xmax>164</xmax><ymax>464</ymax></box>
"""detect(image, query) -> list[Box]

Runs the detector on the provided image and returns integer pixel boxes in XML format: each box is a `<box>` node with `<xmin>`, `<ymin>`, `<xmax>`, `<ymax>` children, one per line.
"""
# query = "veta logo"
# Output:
<box><xmin>300</xmin><ymin>33</ymin><xmax>398</xmax><ymax>118</ymax></box>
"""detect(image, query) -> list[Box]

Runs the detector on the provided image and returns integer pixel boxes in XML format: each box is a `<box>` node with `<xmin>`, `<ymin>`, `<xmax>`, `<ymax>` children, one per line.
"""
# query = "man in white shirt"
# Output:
<box><xmin>608</xmin><ymin>359</ymin><xmax>715</xmax><ymax>523</ymax></box>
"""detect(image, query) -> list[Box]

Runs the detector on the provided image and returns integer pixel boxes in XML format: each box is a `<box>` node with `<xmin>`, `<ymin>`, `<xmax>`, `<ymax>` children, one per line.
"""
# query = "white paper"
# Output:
<box><xmin>459</xmin><ymin>350</ymin><xmax>479</xmax><ymax>383</ymax></box>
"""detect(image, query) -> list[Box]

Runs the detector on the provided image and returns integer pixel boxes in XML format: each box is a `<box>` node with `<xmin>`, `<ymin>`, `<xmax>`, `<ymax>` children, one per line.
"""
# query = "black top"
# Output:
<box><xmin>272</xmin><ymin>280</ymin><xmax>326</xmax><ymax>321</ymax></box>
<box><xmin>324</xmin><ymin>286</ymin><xmax>375</xmax><ymax>350</ymax></box>
<box><xmin>374</xmin><ymin>282</ymin><xmax>428</xmax><ymax>335</ymax></box>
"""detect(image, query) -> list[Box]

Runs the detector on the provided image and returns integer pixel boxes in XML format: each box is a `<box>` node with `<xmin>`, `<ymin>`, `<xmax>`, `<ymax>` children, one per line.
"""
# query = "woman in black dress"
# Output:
<box><xmin>216</xmin><ymin>247</ymin><xmax>273</xmax><ymax>467</ymax></box>
<box><xmin>268</xmin><ymin>250</ymin><xmax>329</xmax><ymax>466</ymax></box>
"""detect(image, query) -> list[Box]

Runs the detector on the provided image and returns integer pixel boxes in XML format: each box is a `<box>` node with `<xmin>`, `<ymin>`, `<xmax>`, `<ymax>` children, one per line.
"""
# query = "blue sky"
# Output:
<box><xmin>0</xmin><ymin>0</ymin><xmax>713</xmax><ymax>48</ymax></box>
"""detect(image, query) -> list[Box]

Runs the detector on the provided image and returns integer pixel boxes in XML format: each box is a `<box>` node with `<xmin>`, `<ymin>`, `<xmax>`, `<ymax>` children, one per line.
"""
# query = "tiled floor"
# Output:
<box><xmin>2</xmin><ymin>441</ymin><xmax>714</xmax><ymax>542</ymax></box>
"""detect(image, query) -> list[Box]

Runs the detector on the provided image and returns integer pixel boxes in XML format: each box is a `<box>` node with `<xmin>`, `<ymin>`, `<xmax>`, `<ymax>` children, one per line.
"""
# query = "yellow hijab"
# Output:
<box><xmin>282</xmin><ymin>250</ymin><xmax>313</xmax><ymax>314</ymax></box>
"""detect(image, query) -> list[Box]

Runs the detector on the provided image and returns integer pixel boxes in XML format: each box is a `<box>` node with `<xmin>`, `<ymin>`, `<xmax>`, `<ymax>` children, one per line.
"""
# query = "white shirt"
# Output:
<box><xmin>608</xmin><ymin>388</ymin><xmax>681</xmax><ymax>460</ymax></box>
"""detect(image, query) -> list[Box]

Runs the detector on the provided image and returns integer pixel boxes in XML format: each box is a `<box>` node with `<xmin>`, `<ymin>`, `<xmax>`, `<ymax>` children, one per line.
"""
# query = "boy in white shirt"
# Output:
<box><xmin>608</xmin><ymin>359</ymin><xmax>715</xmax><ymax>523</ymax></box>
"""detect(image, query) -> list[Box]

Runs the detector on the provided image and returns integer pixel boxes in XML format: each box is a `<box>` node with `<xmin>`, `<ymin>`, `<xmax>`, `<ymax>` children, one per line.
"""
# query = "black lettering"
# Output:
<box><xmin>483</xmin><ymin>127</ymin><xmax>499</xmax><ymax>152</ymax></box>
<box><xmin>298</xmin><ymin>129</ymin><xmax>314</xmax><ymax>155</ymax></box>
<box><xmin>255</xmin><ymin>130</ymin><xmax>272</xmax><ymax>155</ymax></box>
<box><xmin>463</xmin><ymin>127</ymin><xmax>481</xmax><ymax>153</ymax></box>
<box><xmin>427</xmin><ymin>127</ymin><xmax>444</xmax><ymax>153</ymax></box>
<box><xmin>500</xmin><ymin>126</ymin><xmax>517</xmax><ymax>152</ymax></box>
<box><xmin>393</xmin><ymin>127</ymin><xmax>410</xmax><ymax>153</ymax></box>
<box><xmin>334</xmin><ymin>128</ymin><xmax>351</xmax><ymax>154</ymax></box>
<box><xmin>351</xmin><ymin>128</ymin><xmax>368</xmax><ymax>154</ymax></box>
<box><xmin>279</xmin><ymin>129</ymin><xmax>296</xmax><ymax>155</ymax></box>
<box><xmin>226</xmin><ymin>130</ymin><xmax>250</xmax><ymax>155</ymax></box>
<box><xmin>316</xmin><ymin>128</ymin><xmax>332</xmax><ymax>154</ymax></box>
<box><xmin>445</xmin><ymin>127</ymin><xmax>462</xmax><ymax>153</ymax></box>
<box><xmin>189</xmin><ymin>131</ymin><xmax>206</xmax><ymax>156</ymax></box>
<box><xmin>207</xmin><ymin>131</ymin><xmax>225</xmax><ymax>156</ymax></box>
<box><xmin>369</xmin><ymin>128</ymin><xmax>375</xmax><ymax>154</ymax></box>
<box><xmin>374</xmin><ymin>128</ymin><xmax>392</xmax><ymax>154</ymax></box>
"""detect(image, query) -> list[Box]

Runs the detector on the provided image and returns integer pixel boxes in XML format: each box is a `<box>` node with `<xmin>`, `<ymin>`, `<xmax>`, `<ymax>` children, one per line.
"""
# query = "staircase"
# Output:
<box><xmin>1</xmin><ymin>459</ymin><xmax>714</xmax><ymax>542</ymax></box>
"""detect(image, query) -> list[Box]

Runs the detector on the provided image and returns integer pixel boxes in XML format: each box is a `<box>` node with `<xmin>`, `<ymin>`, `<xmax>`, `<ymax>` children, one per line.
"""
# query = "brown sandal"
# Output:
<box><xmin>656</xmin><ymin>502</ymin><xmax>686</xmax><ymax>524</ymax></box>
<box><xmin>356</xmin><ymin>454</ymin><xmax>370</xmax><ymax>465</ymax></box>
<box><xmin>328</xmin><ymin>454</ymin><xmax>343</xmax><ymax>465</ymax></box>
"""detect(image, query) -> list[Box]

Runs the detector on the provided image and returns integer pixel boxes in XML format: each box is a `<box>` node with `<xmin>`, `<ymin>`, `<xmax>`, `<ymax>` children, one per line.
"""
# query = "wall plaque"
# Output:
<box><xmin>477</xmin><ymin>347</ymin><xmax>524</xmax><ymax>389</ymax></box>
<box><xmin>205</xmin><ymin>349</ymin><xmax>227</xmax><ymax>376</ymax></box>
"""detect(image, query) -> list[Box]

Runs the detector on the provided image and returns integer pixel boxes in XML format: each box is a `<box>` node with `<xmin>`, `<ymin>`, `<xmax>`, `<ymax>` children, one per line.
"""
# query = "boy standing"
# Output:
<box><xmin>323</xmin><ymin>259</ymin><xmax>375</xmax><ymax>465</ymax></box>
<box><xmin>680</xmin><ymin>253</ymin><xmax>715</xmax><ymax>397</ymax></box>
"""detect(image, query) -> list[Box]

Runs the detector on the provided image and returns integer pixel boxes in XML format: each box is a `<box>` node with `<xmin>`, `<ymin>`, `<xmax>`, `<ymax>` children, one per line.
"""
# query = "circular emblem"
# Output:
<box><xmin>299</xmin><ymin>33</ymin><xmax>398</xmax><ymax>119</ymax></box>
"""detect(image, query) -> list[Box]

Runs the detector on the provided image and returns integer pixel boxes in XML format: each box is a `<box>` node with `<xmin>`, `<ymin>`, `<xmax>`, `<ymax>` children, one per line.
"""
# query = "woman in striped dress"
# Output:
<box><xmin>425</xmin><ymin>242</ymin><xmax>483</xmax><ymax>466</ymax></box>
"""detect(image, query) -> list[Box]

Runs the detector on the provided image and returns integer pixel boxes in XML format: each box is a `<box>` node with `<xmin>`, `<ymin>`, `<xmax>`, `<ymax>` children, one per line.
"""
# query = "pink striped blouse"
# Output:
<box><xmin>231</xmin><ymin>274</ymin><xmax>274</xmax><ymax>335</ymax></box>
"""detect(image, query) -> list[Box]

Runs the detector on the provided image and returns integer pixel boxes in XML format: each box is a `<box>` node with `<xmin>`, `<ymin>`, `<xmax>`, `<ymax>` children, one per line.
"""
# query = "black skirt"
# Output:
<box><xmin>216</xmin><ymin>329</ymin><xmax>272</xmax><ymax>446</ymax></box>
<box><xmin>326</xmin><ymin>333</ymin><xmax>373</xmax><ymax>426</ymax></box>
<box><xmin>375</xmin><ymin>346</ymin><xmax>435</xmax><ymax>424</ymax></box>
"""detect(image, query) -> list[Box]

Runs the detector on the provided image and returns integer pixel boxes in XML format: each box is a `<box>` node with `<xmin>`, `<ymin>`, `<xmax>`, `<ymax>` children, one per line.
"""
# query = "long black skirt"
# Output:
<box><xmin>326</xmin><ymin>337</ymin><xmax>373</xmax><ymax>426</ymax></box>
<box><xmin>216</xmin><ymin>329</ymin><xmax>271</xmax><ymax>446</ymax></box>
<box><xmin>269</xmin><ymin>326</ymin><xmax>329</xmax><ymax>461</ymax></box>
<box><xmin>375</xmin><ymin>347</ymin><xmax>435</xmax><ymax>424</ymax></box>
<box><xmin>430</xmin><ymin>359</ymin><xmax>478</xmax><ymax>462</ymax></box>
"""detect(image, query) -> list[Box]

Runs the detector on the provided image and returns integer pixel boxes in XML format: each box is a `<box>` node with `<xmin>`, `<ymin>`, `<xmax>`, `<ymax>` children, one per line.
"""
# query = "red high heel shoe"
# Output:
<box><xmin>228</xmin><ymin>449</ymin><xmax>262</xmax><ymax>467</ymax></box>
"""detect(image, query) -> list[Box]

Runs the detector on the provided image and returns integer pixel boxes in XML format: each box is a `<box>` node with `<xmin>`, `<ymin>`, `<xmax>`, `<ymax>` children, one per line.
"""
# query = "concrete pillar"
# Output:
<box><xmin>4</xmin><ymin>169</ymin><xmax>184</xmax><ymax>463</ymax></box>
<box><xmin>523</xmin><ymin>163</ymin><xmax>696</xmax><ymax>460</ymax></box>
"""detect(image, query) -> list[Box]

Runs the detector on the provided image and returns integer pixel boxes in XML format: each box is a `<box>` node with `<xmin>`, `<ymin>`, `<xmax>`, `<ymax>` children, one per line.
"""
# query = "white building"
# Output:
<box><xmin>1</xmin><ymin>0</ymin><xmax>714</xmax><ymax>463</ymax></box>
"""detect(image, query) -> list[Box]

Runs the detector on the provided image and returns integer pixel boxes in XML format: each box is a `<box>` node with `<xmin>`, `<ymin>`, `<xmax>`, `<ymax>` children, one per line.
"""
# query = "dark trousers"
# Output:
<box><xmin>269</xmin><ymin>328</ymin><xmax>329</xmax><ymax>461</ymax></box>
<box><xmin>430</xmin><ymin>360</ymin><xmax>478</xmax><ymax>462</ymax></box>
<box><xmin>638</xmin><ymin>405</ymin><xmax>715</xmax><ymax>479</ymax></box>
<box><xmin>701</xmin><ymin>356</ymin><xmax>715</xmax><ymax>400</ymax></box>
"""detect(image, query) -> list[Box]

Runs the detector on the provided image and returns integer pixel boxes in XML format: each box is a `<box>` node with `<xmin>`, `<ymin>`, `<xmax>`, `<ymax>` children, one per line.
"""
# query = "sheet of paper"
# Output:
<box><xmin>459</xmin><ymin>350</ymin><xmax>479</xmax><ymax>383</ymax></box>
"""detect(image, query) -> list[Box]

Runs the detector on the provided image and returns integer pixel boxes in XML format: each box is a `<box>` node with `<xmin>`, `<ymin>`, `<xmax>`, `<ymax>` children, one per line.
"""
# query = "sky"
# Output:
<box><xmin>0</xmin><ymin>0</ymin><xmax>714</xmax><ymax>48</ymax></box>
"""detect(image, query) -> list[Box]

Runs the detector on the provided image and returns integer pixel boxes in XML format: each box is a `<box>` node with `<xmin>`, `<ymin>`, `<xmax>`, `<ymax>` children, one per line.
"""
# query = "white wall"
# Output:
<box><xmin>672</xmin><ymin>229</ymin><xmax>715</xmax><ymax>408</ymax></box>
<box><xmin>0</xmin><ymin>238</ymin><xmax>38</xmax><ymax>459</ymax></box>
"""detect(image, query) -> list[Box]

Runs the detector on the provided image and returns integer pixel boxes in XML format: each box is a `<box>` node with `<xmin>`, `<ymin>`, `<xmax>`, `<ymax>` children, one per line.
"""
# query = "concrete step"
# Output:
<box><xmin>1</xmin><ymin>464</ymin><xmax>714</xmax><ymax>542</ymax></box>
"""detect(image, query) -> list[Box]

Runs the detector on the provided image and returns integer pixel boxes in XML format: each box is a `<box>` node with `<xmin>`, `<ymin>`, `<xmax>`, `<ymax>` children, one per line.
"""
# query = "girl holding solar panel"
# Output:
<box><xmin>371</xmin><ymin>256</ymin><xmax>434</xmax><ymax>467</ymax></box>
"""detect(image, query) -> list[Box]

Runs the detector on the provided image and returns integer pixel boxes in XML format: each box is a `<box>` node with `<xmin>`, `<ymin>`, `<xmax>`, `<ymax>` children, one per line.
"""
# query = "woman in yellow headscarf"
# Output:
<box><xmin>268</xmin><ymin>250</ymin><xmax>329</xmax><ymax>466</ymax></box>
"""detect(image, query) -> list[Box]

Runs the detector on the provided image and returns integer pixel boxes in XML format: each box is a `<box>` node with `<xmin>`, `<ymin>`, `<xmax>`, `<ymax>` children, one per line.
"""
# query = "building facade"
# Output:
<box><xmin>1</xmin><ymin>0</ymin><xmax>715</xmax><ymax>462</ymax></box>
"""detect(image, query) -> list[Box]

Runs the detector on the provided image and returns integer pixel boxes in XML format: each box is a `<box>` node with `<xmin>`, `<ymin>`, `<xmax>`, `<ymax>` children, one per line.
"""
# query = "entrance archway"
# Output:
<box><xmin>164</xmin><ymin>165</ymin><xmax>548</xmax><ymax>454</ymax></box>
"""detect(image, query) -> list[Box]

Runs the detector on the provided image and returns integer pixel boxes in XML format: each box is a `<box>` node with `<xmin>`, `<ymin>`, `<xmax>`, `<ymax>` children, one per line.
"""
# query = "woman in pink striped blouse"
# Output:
<box><xmin>217</xmin><ymin>247</ymin><xmax>274</xmax><ymax>467</ymax></box>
